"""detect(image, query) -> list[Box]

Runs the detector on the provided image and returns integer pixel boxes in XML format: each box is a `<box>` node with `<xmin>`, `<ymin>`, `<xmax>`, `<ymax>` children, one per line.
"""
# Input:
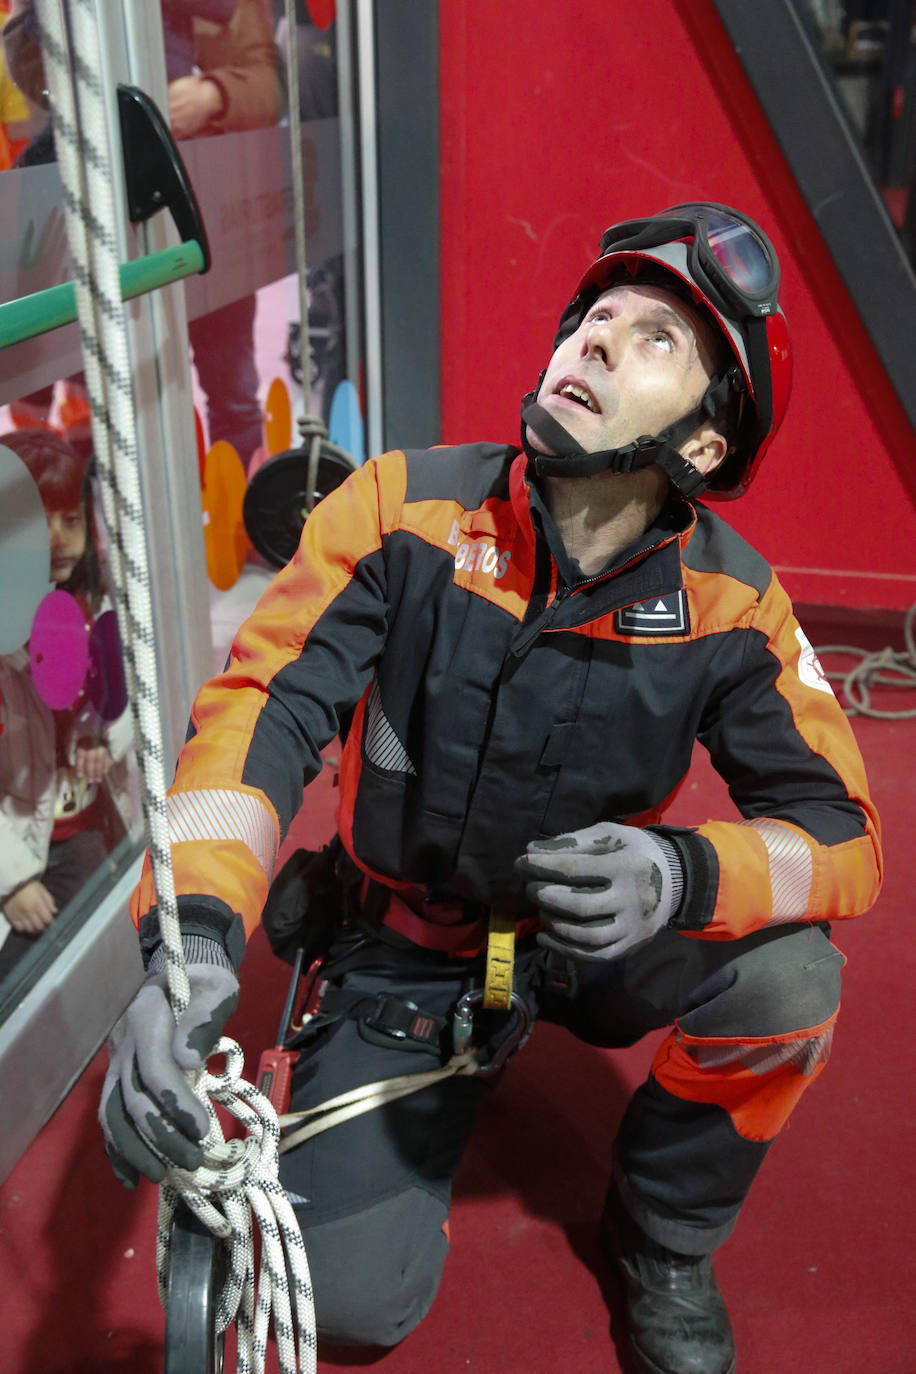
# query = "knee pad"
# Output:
<box><xmin>296</xmin><ymin>1189</ymin><xmax>450</xmax><ymax>1347</ymax></box>
<box><xmin>680</xmin><ymin>923</ymin><xmax>844</xmax><ymax>1041</ymax></box>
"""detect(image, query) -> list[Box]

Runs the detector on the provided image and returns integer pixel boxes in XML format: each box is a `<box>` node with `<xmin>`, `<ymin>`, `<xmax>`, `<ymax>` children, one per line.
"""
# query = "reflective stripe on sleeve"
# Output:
<box><xmin>167</xmin><ymin>788</ymin><xmax>278</xmax><ymax>880</ymax></box>
<box><xmin>739</xmin><ymin>817</ymin><xmax>813</xmax><ymax>923</ymax></box>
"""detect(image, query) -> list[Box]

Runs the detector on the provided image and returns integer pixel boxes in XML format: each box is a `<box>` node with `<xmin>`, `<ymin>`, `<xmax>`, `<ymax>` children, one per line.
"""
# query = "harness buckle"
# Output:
<box><xmin>361</xmin><ymin>994</ymin><xmax>445</xmax><ymax>1048</ymax></box>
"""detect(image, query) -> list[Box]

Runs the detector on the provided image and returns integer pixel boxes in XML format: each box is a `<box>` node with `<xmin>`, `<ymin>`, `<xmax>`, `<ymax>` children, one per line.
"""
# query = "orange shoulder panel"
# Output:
<box><xmin>681</xmin><ymin>561</ymin><xmax>761</xmax><ymax>638</ymax></box>
<box><xmin>401</xmin><ymin>494</ymin><xmax>529</xmax><ymax>621</ymax></box>
<box><xmin>180</xmin><ymin>454</ymin><xmax>403</xmax><ymax>792</ymax></box>
<box><xmin>131</xmin><ymin>455</ymin><xmax>406</xmax><ymax>934</ymax></box>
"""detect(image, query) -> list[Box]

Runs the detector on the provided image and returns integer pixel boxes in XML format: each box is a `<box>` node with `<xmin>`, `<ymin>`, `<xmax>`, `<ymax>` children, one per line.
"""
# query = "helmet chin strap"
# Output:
<box><xmin>519</xmin><ymin>369</ymin><xmax>736</xmax><ymax>500</ymax></box>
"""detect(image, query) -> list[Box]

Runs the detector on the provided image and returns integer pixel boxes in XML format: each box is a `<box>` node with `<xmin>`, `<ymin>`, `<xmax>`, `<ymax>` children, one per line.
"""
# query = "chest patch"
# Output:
<box><xmin>616</xmin><ymin>590</ymin><xmax>689</xmax><ymax>637</ymax></box>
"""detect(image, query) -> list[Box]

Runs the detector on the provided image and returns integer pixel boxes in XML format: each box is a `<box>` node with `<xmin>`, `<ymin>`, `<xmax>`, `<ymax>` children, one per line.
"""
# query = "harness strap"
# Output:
<box><xmin>483</xmin><ymin>907</ymin><xmax>517</xmax><ymax>1010</ymax></box>
<box><xmin>278</xmin><ymin>1055</ymin><xmax>480</xmax><ymax>1155</ymax></box>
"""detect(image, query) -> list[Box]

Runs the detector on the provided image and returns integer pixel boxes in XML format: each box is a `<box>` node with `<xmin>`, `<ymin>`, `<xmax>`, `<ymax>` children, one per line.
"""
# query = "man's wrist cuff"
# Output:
<box><xmin>651</xmin><ymin>831</ymin><xmax>685</xmax><ymax>918</ymax></box>
<box><xmin>147</xmin><ymin>935</ymin><xmax>234</xmax><ymax>976</ymax></box>
<box><xmin>138</xmin><ymin>898</ymin><xmax>246</xmax><ymax>971</ymax></box>
<box><xmin>648</xmin><ymin>826</ymin><xmax>719</xmax><ymax>932</ymax></box>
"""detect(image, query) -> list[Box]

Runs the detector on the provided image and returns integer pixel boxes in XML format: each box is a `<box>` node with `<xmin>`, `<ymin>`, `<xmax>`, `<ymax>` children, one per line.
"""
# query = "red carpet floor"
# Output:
<box><xmin>1</xmin><ymin>617</ymin><xmax>913</xmax><ymax>1373</ymax></box>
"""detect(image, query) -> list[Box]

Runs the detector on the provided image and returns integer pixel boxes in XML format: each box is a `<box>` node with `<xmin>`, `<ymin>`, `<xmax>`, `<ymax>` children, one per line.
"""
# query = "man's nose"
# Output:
<box><xmin>582</xmin><ymin>316</ymin><xmax>623</xmax><ymax>366</ymax></box>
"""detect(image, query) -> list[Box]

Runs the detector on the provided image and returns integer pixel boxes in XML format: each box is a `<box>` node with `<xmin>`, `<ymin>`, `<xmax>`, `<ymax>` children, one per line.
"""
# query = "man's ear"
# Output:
<box><xmin>680</xmin><ymin>423</ymin><xmax>728</xmax><ymax>477</ymax></box>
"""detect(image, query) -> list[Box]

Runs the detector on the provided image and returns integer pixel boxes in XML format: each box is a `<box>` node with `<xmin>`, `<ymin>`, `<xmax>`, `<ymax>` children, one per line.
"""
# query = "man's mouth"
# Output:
<box><xmin>555</xmin><ymin>381</ymin><xmax>599</xmax><ymax>413</ymax></box>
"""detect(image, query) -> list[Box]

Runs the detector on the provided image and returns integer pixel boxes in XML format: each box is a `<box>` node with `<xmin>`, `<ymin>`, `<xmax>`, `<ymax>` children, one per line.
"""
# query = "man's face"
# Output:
<box><xmin>528</xmin><ymin>281</ymin><xmax>722</xmax><ymax>459</ymax></box>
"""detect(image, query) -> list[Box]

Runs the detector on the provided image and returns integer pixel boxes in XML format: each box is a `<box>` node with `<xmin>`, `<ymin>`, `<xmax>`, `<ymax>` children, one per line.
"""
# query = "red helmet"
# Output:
<box><xmin>541</xmin><ymin>203</ymin><xmax>793</xmax><ymax>499</ymax></box>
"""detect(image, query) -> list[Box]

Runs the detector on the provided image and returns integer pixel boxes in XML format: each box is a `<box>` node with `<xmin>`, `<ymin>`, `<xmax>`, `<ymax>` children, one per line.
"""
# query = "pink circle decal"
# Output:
<box><xmin>30</xmin><ymin>591</ymin><xmax>89</xmax><ymax>709</ymax></box>
<box><xmin>88</xmin><ymin>609</ymin><xmax>129</xmax><ymax>721</ymax></box>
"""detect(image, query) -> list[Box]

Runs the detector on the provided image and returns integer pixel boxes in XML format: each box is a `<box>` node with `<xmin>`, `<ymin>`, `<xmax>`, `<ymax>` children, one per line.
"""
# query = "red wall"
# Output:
<box><xmin>438</xmin><ymin>0</ymin><xmax>916</xmax><ymax>611</ymax></box>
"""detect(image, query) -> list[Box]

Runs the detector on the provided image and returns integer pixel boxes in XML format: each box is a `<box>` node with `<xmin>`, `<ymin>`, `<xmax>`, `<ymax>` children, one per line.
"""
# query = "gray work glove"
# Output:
<box><xmin>515</xmin><ymin>822</ymin><xmax>684</xmax><ymax>963</ymax></box>
<box><xmin>99</xmin><ymin>935</ymin><xmax>239</xmax><ymax>1187</ymax></box>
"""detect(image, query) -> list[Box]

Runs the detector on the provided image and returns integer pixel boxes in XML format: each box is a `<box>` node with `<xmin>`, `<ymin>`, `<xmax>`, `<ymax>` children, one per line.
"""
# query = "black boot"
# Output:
<box><xmin>600</xmin><ymin>1187</ymin><xmax>737</xmax><ymax>1374</ymax></box>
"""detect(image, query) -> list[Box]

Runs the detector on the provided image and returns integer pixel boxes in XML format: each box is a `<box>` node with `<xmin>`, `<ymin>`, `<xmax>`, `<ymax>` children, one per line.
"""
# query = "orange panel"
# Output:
<box><xmin>201</xmin><ymin>439</ymin><xmax>250</xmax><ymax>590</ymax></box>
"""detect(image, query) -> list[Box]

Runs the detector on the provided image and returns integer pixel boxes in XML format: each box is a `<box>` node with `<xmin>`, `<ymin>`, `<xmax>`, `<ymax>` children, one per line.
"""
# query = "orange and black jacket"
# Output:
<box><xmin>132</xmin><ymin>443</ymin><xmax>882</xmax><ymax>965</ymax></box>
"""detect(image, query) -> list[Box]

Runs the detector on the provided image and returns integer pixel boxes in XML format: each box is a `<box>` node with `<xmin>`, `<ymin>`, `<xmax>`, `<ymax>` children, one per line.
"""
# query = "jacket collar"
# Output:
<box><xmin>509</xmin><ymin>450</ymin><xmax>696</xmax><ymax>588</ymax></box>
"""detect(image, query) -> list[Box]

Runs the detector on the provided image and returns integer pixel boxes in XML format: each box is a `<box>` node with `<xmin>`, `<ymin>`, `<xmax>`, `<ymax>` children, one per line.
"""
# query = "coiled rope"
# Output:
<box><xmin>34</xmin><ymin>1</ymin><xmax>315</xmax><ymax>1368</ymax></box>
<box><xmin>816</xmin><ymin>601</ymin><xmax>916</xmax><ymax>719</ymax></box>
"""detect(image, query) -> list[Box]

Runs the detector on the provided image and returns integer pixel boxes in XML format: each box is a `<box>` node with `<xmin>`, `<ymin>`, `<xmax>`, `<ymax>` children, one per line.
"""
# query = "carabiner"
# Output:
<box><xmin>451</xmin><ymin>988</ymin><xmax>533</xmax><ymax>1078</ymax></box>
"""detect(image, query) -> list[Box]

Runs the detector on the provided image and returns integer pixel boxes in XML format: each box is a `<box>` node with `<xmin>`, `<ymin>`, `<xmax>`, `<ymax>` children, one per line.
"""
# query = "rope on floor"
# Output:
<box><xmin>34</xmin><ymin>1</ymin><xmax>315</xmax><ymax>1368</ymax></box>
<box><xmin>816</xmin><ymin>601</ymin><xmax>916</xmax><ymax>719</ymax></box>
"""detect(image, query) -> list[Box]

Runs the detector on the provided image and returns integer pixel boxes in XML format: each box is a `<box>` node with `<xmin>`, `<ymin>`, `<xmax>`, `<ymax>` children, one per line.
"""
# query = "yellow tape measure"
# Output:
<box><xmin>483</xmin><ymin>907</ymin><xmax>517</xmax><ymax>1010</ymax></box>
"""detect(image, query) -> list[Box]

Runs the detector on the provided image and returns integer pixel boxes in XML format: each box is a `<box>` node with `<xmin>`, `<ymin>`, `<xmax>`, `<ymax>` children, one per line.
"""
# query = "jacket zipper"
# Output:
<box><xmin>509</xmin><ymin>581</ymin><xmax>573</xmax><ymax>657</ymax></box>
<box><xmin>511</xmin><ymin>530</ymin><xmax>680</xmax><ymax>658</ymax></box>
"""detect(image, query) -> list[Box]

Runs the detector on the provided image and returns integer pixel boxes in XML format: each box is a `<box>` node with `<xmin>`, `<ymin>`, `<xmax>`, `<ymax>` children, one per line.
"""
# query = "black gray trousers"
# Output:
<box><xmin>279</xmin><ymin>921</ymin><xmax>843</xmax><ymax>1346</ymax></box>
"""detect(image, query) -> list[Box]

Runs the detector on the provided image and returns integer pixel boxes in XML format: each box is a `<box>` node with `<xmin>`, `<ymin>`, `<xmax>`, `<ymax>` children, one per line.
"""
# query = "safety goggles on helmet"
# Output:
<box><xmin>597</xmin><ymin>203</ymin><xmax>780</xmax><ymax>321</ymax></box>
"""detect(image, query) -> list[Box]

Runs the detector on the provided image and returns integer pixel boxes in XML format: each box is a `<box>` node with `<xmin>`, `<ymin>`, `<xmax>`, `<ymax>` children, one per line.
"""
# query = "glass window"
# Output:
<box><xmin>0</xmin><ymin>407</ymin><xmax>142</xmax><ymax>1010</ymax></box>
<box><xmin>0</xmin><ymin>0</ymin><xmax>370</xmax><ymax>1031</ymax></box>
<box><xmin>170</xmin><ymin>0</ymin><xmax>367</xmax><ymax>668</ymax></box>
<box><xmin>1</xmin><ymin>0</ymin><xmax>53</xmax><ymax>170</ymax></box>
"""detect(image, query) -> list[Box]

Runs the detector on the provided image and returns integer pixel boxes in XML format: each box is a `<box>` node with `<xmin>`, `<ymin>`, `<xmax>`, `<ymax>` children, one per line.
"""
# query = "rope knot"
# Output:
<box><xmin>296</xmin><ymin>414</ymin><xmax>328</xmax><ymax>441</ymax></box>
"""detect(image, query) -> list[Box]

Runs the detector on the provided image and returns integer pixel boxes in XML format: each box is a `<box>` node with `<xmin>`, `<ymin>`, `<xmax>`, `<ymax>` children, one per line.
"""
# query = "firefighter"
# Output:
<box><xmin>101</xmin><ymin>203</ymin><xmax>881</xmax><ymax>1374</ymax></box>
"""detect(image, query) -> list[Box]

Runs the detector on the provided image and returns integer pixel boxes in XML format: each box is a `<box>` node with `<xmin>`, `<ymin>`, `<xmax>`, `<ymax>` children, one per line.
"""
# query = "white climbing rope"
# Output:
<box><xmin>34</xmin><ymin>2</ymin><xmax>315</xmax><ymax>1368</ymax></box>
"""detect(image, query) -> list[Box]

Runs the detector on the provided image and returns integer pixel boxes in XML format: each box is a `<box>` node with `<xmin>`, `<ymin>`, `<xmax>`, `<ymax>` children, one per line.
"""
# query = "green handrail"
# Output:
<box><xmin>0</xmin><ymin>239</ymin><xmax>206</xmax><ymax>351</ymax></box>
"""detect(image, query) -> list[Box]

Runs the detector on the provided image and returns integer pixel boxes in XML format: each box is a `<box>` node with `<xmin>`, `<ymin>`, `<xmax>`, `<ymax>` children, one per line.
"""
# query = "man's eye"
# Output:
<box><xmin>648</xmin><ymin>331</ymin><xmax>674</xmax><ymax>351</ymax></box>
